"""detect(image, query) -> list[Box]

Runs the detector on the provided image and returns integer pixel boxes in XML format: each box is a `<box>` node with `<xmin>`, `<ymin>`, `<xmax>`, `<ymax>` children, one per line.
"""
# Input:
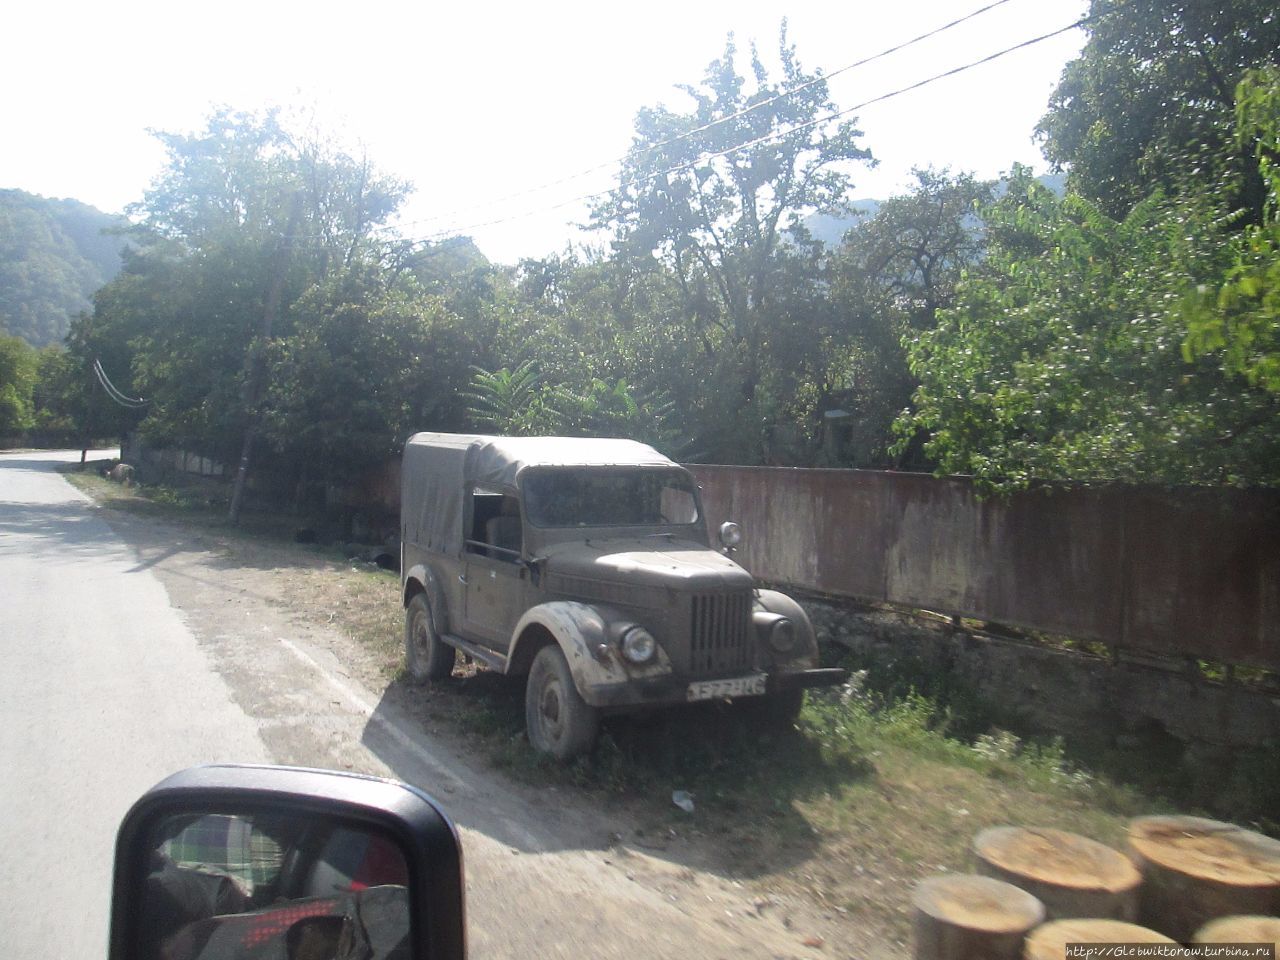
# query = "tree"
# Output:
<box><xmin>589</xmin><ymin>25</ymin><xmax>873</xmax><ymax>461</ymax></box>
<box><xmin>897</xmin><ymin>168</ymin><xmax>1280</xmax><ymax>491</ymax></box>
<box><xmin>85</xmin><ymin>109</ymin><xmax>416</xmax><ymax>488</ymax></box>
<box><xmin>465</xmin><ymin>361</ymin><xmax>565</xmax><ymax>436</ymax></box>
<box><xmin>827</xmin><ymin>169</ymin><xmax>993</xmax><ymax>467</ymax></box>
<box><xmin>30</xmin><ymin>345</ymin><xmax>82</xmax><ymax>438</ymax></box>
<box><xmin>260</xmin><ymin>262</ymin><xmax>475</xmax><ymax>494</ymax></box>
<box><xmin>1184</xmin><ymin>66</ymin><xmax>1280</xmax><ymax>393</ymax></box>
<box><xmin>0</xmin><ymin>334</ymin><xmax>38</xmax><ymax>435</ymax></box>
<box><xmin>1037</xmin><ymin>0</ymin><xmax>1280</xmax><ymax>220</ymax></box>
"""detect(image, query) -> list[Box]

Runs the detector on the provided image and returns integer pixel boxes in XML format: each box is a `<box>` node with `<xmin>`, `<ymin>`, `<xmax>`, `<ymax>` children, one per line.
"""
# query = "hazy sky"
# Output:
<box><xmin>4</xmin><ymin>0</ymin><xmax>1089</xmax><ymax>263</ymax></box>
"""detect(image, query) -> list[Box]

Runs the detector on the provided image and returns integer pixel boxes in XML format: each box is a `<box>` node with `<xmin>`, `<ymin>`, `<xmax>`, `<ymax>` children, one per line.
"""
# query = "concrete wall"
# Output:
<box><xmin>691</xmin><ymin>465</ymin><xmax>1280</xmax><ymax>673</ymax></box>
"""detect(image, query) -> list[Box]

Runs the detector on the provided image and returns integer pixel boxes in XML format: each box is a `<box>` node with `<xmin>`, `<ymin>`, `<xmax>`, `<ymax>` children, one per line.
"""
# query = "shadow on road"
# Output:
<box><xmin>0</xmin><ymin>500</ymin><xmax>131</xmax><ymax>560</ymax></box>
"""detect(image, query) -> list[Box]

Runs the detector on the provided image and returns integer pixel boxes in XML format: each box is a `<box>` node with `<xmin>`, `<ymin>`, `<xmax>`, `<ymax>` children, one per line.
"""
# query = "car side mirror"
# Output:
<box><xmin>109</xmin><ymin>765</ymin><xmax>465</xmax><ymax>960</ymax></box>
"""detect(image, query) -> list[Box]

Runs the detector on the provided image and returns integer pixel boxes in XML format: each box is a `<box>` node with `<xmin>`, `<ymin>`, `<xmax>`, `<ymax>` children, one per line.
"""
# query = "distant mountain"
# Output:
<box><xmin>802</xmin><ymin>199</ymin><xmax>881</xmax><ymax>248</ymax></box>
<box><xmin>0</xmin><ymin>189</ymin><xmax>127</xmax><ymax>347</ymax></box>
<box><xmin>801</xmin><ymin>173</ymin><xmax>1067</xmax><ymax>249</ymax></box>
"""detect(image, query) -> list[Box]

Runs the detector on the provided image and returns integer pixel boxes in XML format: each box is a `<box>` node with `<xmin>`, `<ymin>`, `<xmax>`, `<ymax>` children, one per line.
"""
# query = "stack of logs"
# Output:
<box><xmin>911</xmin><ymin>816</ymin><xmax>1280</xmax><ymax>959</ymax></box>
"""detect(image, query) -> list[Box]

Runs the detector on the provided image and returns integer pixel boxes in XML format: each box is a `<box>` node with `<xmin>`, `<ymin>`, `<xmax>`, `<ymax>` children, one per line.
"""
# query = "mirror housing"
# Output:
<box><xmin>109</xmin><ymin>765</ymin><xmax>465</xmax><ymax>960</ymax></box>
<box><xmin>718</xmin><ymin>521</ymin><xmax>742</xmax><ymax>550</ymax></box>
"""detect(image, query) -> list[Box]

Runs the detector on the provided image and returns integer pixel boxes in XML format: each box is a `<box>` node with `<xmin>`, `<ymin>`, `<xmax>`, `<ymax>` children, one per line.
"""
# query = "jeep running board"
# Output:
<box><xmin>442</xmin><ymin>633</ymin><xmax>509</xmax><ymax>673</ymax></box>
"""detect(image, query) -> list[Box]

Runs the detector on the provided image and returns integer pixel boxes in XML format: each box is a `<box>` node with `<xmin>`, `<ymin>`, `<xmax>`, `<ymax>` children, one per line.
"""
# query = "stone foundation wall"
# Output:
<box><xmin>800</xmin><ymin>596</ymin><xmax>1280</xmax><ymax>751</ymax></box>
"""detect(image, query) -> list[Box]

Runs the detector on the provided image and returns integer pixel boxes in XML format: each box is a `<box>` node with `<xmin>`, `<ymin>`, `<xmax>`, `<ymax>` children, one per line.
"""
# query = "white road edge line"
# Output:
<box><xmin>277</xmin><ymin>636</ymin><xmax>464</xmax><ymax>793</ymax></box>
<box><xmin>277</xmin><ymin>636</ymin><xmax>546</xmax><ymax>851</ymax></box>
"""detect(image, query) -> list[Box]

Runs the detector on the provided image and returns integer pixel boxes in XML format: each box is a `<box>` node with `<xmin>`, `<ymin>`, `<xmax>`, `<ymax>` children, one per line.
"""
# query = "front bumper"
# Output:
<box><xmin>584</xmin><ymin>666</ymin><xmax>849</xmax><ymax>710</ymax></box>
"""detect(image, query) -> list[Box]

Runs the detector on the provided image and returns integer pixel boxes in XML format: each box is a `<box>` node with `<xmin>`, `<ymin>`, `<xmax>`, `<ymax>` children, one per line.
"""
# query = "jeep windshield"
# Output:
<box><xmin>521</xmin><ymin>467</ymin><xmax>700</xmax><ymax>528</ymax></box>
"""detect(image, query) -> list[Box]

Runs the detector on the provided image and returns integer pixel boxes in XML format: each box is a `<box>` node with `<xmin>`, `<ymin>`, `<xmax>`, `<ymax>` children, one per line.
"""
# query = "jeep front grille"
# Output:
<box><xmin>689</xmin><ymin>591</ymin><xmax>752</xmax><ymax>675</ymax></box>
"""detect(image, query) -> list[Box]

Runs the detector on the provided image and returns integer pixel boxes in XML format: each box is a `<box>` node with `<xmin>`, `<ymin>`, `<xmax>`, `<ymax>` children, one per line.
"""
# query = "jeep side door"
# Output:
<box><xmin>462</xmin><ymin>552</ymin><xmax>528</xmax><ymax>649</ymax></box>
<box><xmin>460</xmin><ymin>489</ymin><xmax>529</xmax><ymax>650</ymax></box>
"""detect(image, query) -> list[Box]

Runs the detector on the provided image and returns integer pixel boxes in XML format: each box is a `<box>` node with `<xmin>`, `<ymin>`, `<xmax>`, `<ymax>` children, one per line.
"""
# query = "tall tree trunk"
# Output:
<box><xmin>228</xmin><ymin>192</ymin><xmax>304</xmax><ymax>524</ymax></box>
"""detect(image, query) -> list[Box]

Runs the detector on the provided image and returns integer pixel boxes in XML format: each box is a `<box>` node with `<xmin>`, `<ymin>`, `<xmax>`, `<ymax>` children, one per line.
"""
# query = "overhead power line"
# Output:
<box><xmin>398</xmin><ymin>12</ymin><xmax>1094</xmax><ymax>248</ymax></box>
<box><xmin>93</xmin><ymin>359</ymin><xmax>148</xmax><ymax>408</ymax></box>
<box><xmin>380</xmin><ymin>0</ymin><xmax>1022</xmax><ymax>237</ymax></box>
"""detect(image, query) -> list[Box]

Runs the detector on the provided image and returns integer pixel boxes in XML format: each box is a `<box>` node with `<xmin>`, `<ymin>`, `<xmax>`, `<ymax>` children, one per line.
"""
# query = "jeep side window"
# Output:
<box><xmin>466</xmin><ymin>489</ymin><xmax>522</xmax><ymax>560</ymax></box>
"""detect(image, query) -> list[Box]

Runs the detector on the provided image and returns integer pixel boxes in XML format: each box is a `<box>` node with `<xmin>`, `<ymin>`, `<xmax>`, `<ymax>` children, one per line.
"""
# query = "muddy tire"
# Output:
<box><xmin>525</xmin><ymin>645</ymin><xmax>599</xmax><ymax>760</ymax></box>
<box><xmin>405</xmin><ymin>593</ymin><xmax>455</xmax><ymax>682</ymax></box>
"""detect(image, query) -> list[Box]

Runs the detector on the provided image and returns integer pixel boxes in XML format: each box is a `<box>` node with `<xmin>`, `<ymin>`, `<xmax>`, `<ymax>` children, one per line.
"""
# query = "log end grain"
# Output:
<box><xmin>975</xmin><ymin>826</ymin><xmax>1141</xmax><ymax>899</ymax></box>
<box><xmin>1128</xmin><ymin>816</ymin><xmax>1280</xmax><ymax>887</ymax></box>
<box><xmin>1193</xmin><ymin>915</ymin><xmax>1280</xmax><ymax>947</ymax></box>
<box><xmin>914</xmin><ymin>874</ymin><xmax>1047</xmax><ymax>933</ymax></box>
<box><xmin>1024</xmin><ymin>919</ymin><xmax>1174</xmax><ymax>960</ymax></box>
<box><xmin>1127</xmin><ymin>815</ymin><xmax>1280</xmax><ymax>940</ymax></box>
<box><xmin>913</xmin><ymin>874</ymin><xmax>1045</xmax><ymax>960</ymax></box>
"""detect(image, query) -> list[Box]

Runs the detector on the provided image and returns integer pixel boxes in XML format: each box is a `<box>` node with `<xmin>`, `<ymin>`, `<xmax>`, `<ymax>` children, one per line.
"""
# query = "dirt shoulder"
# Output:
<box><xmin>77</xmin><ymin>483</ymin><xmax>885</xmax><ymax>959</ymax></box>
<box><xmin>68</xmin><ymin>466</ymin><xmax>1159</xmax><ymax>959</ymax></box>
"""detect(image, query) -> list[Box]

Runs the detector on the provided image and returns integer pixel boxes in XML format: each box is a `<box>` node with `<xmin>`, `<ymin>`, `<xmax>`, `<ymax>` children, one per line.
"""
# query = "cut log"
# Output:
<box><xmin>1127</xmin><ymin>815</ymin><xmax>1280</xmax><ymax>941</ymax></box>
<box><xmin>1024</xmin><ymin>919</ymin><xmax>1174</xmax><ymax>960</ymax></box>
<box><xmin>912</xmin><ymin>873</ymin><xmax>1045</xmax><ymax>960</ymax></box>
<box><xmin>973</xmin><ymin>826</ymin><xmax>1141</xmax><ymax>921</ymax></box>
<box><xmin>1193</xmin><ymin>915</ymin><xmax>1280</xmax><ymax>947</ymax></box>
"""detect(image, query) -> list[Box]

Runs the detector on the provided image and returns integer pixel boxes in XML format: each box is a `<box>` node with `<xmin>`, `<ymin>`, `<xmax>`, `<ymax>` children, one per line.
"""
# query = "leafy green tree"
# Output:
<box><xmin>86</xmin><ymin>109</ymin><xmax>414</xmax><ymax>481</ymax></box>
<box><xmin>898</xmin><ymin>169</ymin><xmax>1280</xmax><ymax>491</ymax></box>
<box><xmin>1037</xmin><ymin>0</ymin><xmax>1280</xmax><ymax>219</ymax></box>
<box><xmin>0</xmin><ymin>334</ymin><xmax>38</xmax><ymax>435</ymax></box>
<box><xmin>261</xmin><ymin>263</ymin><xmax>475</xmax><ymax>489</ymax></box>
<box><xmin>827</xmin><ymin>169</ymin><xmax>993</xmax><ymax>467</ymax></box>
<box><xmin>1184</xmin><ymin>66</ymin><xmax>1280</xmax><ymax>392</ymax></box>
<box><xmin>465</xmin><ymin>361</ymin><xmax>565</xmax><ymax>436</ymax></box>
<box><xmin>30</xmin><ymin>345</ymin><xmax>80</xmax><ymax>436</ymax></box>
<box><xmin>589</xmin><ymin>26</ymin><xmax>873</xmax><ymax>461</ymax></box>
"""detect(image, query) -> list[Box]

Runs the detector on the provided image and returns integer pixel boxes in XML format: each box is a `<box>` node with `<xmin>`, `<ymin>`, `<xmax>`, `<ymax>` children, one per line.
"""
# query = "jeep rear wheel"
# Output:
<box><xmin>405</xmin><ymin>593</ymin><xmax>455</xmax><ymax>682</ymax></box>
<box><xmin>525</xmin><ymin>645</ymin><xmax>599</xmax><ymax>760</ymax></box>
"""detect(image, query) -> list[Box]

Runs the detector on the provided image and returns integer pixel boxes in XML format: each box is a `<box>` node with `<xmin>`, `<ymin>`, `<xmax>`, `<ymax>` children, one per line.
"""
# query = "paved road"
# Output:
<box><xmin>0</xmin><ymin>450</ymin><xmax>271</xmax><ymax>956</ymax></box>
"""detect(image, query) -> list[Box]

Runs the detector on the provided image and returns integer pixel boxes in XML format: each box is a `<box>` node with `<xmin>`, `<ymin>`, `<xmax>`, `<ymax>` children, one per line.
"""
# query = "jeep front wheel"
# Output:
<box><xmin>405</xmin><ymin>593</ymin><xmax>455</xmax><ymax>682</ymax></box>
<box><xmin>525</xmin><ymin>645</ymin><xmax>599</xmax><ymax>760</ymax></box>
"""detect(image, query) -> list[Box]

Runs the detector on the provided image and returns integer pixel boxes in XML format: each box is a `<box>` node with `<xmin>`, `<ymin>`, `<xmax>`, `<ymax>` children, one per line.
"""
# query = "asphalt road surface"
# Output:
<box><xmin>0</xmin><ymin>450</ymin><xmax>855</xmax><ymax>960</ymax></box>
<box><xmin>0</xmin><ymin>449</ymin><xmax>271</xmax><ymax>956</ymax></box>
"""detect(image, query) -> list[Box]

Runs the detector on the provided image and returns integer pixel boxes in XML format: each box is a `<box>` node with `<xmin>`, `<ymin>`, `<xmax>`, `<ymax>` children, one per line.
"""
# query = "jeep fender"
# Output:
<box><xmin>402</xmin><ymin>563</ymin><xmax>450</xmax><ymax>635</ymax></box>
<box><xmin>508</xmin><ymin>601</ymin><xmax>673</xmax><ymax>707</ymax></box>
<box><xmin>754</xmin><ymin>589</ymin><xmax>819</xmax><ymax>665</ymax></box>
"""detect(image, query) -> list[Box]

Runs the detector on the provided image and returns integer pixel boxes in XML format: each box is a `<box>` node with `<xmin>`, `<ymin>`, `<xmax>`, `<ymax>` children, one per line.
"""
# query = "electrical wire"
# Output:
<box><xmin>93</xmin><ymin>359</ymin><xmax>148</xmax><ymax>408</ymax></box>
<box><xmin>378</xmin><ymin>0</ymin><xmax>1022</xmax><ymax>236</ymax></box>
<box><xmin>397</xmin><ymin>12</ymin><xmax>1093</xmax><ymax>248</ymax></box>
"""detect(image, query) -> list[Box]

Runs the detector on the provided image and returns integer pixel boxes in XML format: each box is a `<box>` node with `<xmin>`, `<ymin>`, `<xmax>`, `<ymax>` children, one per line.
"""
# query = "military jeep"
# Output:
<box><xmin>399</xmin><ymin>433</ymin><xmax>845</xmax><ymax>759</ymax></box>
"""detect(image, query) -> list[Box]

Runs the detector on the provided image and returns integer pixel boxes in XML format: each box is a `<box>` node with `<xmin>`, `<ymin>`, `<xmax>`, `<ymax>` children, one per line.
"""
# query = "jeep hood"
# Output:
<box><xmin>540</xmin><ymin>537</ymin><xmax>754</xmax><ymax>591</ymax></box>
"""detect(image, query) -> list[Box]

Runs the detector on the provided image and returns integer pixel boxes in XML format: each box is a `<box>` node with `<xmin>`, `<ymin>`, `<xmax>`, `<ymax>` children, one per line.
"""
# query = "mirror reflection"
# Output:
<box><xmin>141</xmin><ymin>811</ymin><xmax>410</xmax><ymax>960</ymax></box>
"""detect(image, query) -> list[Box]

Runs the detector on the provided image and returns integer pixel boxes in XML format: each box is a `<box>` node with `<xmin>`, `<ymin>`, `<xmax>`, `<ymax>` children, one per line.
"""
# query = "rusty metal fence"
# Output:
<box><xmin>134</xmin><ymin>435</ymin><xmax>1278</xmax><ymax>671</ymax></box>
<box><xmin>688</xmin><ymin>466</ymin><xmax>1280</xmax><ymax>672</ymax></box>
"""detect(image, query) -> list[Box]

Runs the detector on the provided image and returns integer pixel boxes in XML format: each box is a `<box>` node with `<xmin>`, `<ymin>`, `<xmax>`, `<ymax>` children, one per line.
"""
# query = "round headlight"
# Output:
<box><xmin>621</xmin><ymin>626</ymin><xmax>657</xmax><ymax>664</ymax></box>
<box><xmin>719</xmin><ymin>521</ymin><xmax>742</xmax><ymax>548</ymax></box>
<box><xmin>768</xmin><ymin>617</ymin><xmax>796</xmax><ymax>653</ymax></box>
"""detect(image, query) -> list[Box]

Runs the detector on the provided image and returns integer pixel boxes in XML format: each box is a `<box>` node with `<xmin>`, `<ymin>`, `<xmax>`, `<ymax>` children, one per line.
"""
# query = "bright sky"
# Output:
<box><xmin>4</xmin><ymin>0</ymin><xmax>1088</xmax><ymax>264</ymax></box>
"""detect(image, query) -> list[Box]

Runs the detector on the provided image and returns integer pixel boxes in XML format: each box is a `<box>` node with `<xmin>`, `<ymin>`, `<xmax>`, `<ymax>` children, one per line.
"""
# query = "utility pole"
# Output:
<box><xmin>228</xmin><ymin>191</ymin><xmax>304</xmax><ymax>525</ymax></box>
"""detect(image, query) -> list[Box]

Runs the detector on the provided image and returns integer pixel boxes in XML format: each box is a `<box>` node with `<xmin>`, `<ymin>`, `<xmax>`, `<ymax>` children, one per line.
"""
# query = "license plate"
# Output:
<box><xmin>686</xmin><ymin>673</ymin><xmax>767</xmax><ymax>702</ymax></box>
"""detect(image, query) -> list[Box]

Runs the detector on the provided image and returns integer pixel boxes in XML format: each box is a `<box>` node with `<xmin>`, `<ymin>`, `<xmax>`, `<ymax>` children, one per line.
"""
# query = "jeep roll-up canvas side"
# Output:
<box><xmin>400</xmin><ymin>433</ymin><xmax>845</xmax><ymax>758</ymax></box>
